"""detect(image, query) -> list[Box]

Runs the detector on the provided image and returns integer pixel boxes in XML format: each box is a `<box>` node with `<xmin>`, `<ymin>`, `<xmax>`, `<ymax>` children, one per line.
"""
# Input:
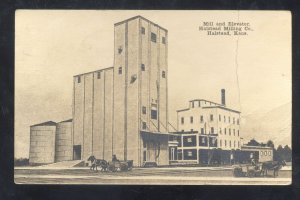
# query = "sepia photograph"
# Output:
<box><xmin>14</xmin><ymin>10</ymin><xmax>291</xmax><ymax>185</ymax></box>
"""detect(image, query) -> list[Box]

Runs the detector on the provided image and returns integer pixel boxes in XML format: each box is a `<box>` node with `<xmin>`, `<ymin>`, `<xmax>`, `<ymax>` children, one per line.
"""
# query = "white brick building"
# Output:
<box><xmin>175</xmin><ymin>90</ymin><xmax>242</xmax><ymax>164</ymax></box>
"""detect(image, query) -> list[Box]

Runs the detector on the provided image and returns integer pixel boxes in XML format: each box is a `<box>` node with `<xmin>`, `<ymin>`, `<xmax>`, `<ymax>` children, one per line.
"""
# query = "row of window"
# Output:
<box><xmin>77</xmin><ymin>66</ymin><xmax>166</xmax><ymax>84</ymax></box>
<box><xmin>141</xmin><ymin>27</ymin><xmax>166</xmax><ymax>44</ymax></box>
<box><xmin>181</xmin><ymin>115</ymin><xmax>239</xmax><ymax>125</ymax></box>
<box><xmin>183</xmin><ymin>136</ymin><xmax>240</xmax><ymax>149</ymax></box>
<box><xmin>118</xmin><ymin>66</ymin><xmax>166</xmax><ymax>78</ymax></box>
<box><xmin>261</xmin><ymin>151</ymin><xmax>272</xmax><ymax>156</ymax></box>
<box><xmin>77</xmin><ymin>72</ymin><xmax>102</xmax><ymax>83</ymax></box>
<box><xmin>219</xmin><ymin>140</ymin><xmax>240</xmax><ymax>148</ymax></box>
<box><xmin>142</xmin><ymin>106</ymin><xmax>158</xmax><ymax>118</ymax></box>
<box><xmin>219</xmin><ymin>128</ymin><xmax>239</xmax><ymax>136</ymax></box>
<box><xmin>181</xmin><ymin>128</ymin><xmax>240</xmax><ymax>136</ymax></box>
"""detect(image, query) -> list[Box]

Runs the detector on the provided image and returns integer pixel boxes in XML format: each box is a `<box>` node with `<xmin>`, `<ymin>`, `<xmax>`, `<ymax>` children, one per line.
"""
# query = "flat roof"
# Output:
<box><xmin>73</xmin><ymin>66</ymin><xmax>113</xmax><ymax>77</ymax></box>
<box><xmin>114</xmin><ymin>15</ymin><xmax>168</xmax><ymax>32</ymax></box>
<box><xmin>202</xmin><ymin>106</ymin><xmax>240</xmax><ymax>114</ymax></box>
<box><xmin>241</xmin><ymin>145</ymin><xmax>272</xmax><ymax>149</ymax></box>
<box><xmin>140</xmin><ymin>131</ymin><xmax>178</xmax><ymax>137</ymax></box>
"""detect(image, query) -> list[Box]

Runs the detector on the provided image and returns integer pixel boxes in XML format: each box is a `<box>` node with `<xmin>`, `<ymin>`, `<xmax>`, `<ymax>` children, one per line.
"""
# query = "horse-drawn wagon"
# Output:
<box><xmin>233</xmin><ymin>163</ymin><xmax>263</xmax><ymax>177</ymax></box>
<box><xmin>233</xmin><ymin>160</ymin><xmax>286</xmax><ymax>178</ymax></box>
<box><xmin>87</xmin><ymin>155</ymin><xmax>133</xmax><ymax>172</ymax></box>
<box><xmin>107</xmin><ymin>160</ymin><xmax>133</xmax><ymax>172</ymax></box>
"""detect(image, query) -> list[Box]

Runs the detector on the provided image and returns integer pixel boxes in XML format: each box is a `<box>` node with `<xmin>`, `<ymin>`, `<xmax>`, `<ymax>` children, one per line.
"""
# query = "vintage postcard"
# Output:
<box><xmin>14</xmin><ymin>10</ymin><xmax>291</xmax><ymax>185</ymax></box>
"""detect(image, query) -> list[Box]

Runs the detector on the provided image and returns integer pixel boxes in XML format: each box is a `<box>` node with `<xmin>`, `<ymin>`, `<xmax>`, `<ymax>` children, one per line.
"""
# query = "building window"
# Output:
<box><xmin>224</xmin><ymin>116</ymin><xmax>226</xmax><ymax>123</ymax></box>
<box><xmin>237</xmin><ymin>119</ymin><xmax>240</xmax><ymax>125</ymax></box>
<box><xmin>142</xmin><ymin>106</ymin><xmax>146</xmax><ymax>114</ymax></box>
<box><xmin>233</xmin><ymin>129</ymin><xmax>235</xmax><ymax>136</ymax></box>
<box><xmin>151</xmin><ymin>109</ymin><xmax>157</xmax><ymax>120</ymax></box>
<box><xmin>190</xmin><ymin>129</ymin><xmax>194</xmax><ymax>133</ymax></box>
<box><xmin>97</xmin><ymin>72</ymin><xmax>101</xmax><ymax>79</ymax></box>
<box><xmin>118</xmin><ymin>67</ymin><xmax>122</xmax><ymax>74</ymax></box>
<box><xmin>219</xmin><ymin>128</ymin><xmax>222</xmax><ymax>134</ymax></box>
<box><xmin>187</xmin><ymin>137</ymin><xmax>192</xmax><ymax>142</ymax></box>
<box><xmin>202</xmin><ymin>137</ymin><xmax>205</xmax><ymax>143</ymax></box>
<box><xmin>77</xmin><ymin>76</ymin><xmax>81</xmax><ymax>83</ymax></box>
<box><xmin>228</xmin><ymin>116</ymin><xmax>231</xmax><ymax>123</ymax></box>
<box><xmin>210</xmin><ymin>114</ymin><xmax>214</xmax><ymax>121</ymax></box>
<box><xmin>234</xmin><ymin>141</ymin><xmax>236</xmax><ymax>148</ymax></box>
<box><xmin>141</xmin><ymin>64</ymin><xmax>145</xmax><ymax>71</ymax></box>
<box><xmin>198</xmin><ymin>101</ymin><xmax>201</xmax><ymax>107</ymax></box>
<box><xmin>233</xmin><ymin>117</ymin><xmax>235</xmax><ymax>124</ymax></box>
<box><xmin>238</xmin><ymin>141</ymin><xmax>240</xmax><ymax>148</ymax></box>
<box><xmin>141</xmin><ymin>27</ymin><xmax>145</xmax><ymax>34</ymax></box>
<box><xmin>220</xmin><ymin>140</ymin><xmax>222</xmax><ymax>147</ymax></box>
<box><xmin>211</xmin><ymin>127</ymin><xmax>214</xmax><ymax>134</ymax></box>
<box><xmin>224</xmin><ymin>128</ymin><xmax>226</xmax><ymax>135</ymax></box>
<box><xmin>260</xmin><ymin>151</ymin><xmax>263</xmax><ymax>156</ymax></box>
<box><xmin>162</xmin><ymin>36</ymin><xmax>166</xmax><ymax>44</ymax></box>
<box><xmin>118</xmin><ymin>46</ymin><xmax>123</xmax><ymax>54</ymax></box>
<box><xmin>201</xmin><ymin>128</ymin><xmax>204</xmax><ymax>134</ymax></box>
<box><xmin>181</xmin><ymin>117</ymin><xmax>184</xmax><ymax>124</ymax></box>
<box><xmin>142</xmin><ymin>122</ymin><xmax>147</xmax><ymax>130</ymax></box>
<box><xmin>212</xmin><ymin>138</ymin><xmax>216</xmax><ymax>145</ymax></box>
<box><xmin>229</xmin><ymin>128</ymin><xmax>231</xmax><ymax>136</ymax></box>
<box><xmin>190</xmin><ymin>116</ymin><xmax>193</xmax><ymax>123</ymax></box>
<box><xmin>200</xmin><ymin>115</ymin><xmax>203</xmax><ymax>123</ymax></box>
<box><xmin>162</xmin><ymin>71</ymin><xmax>166</xmax><ymax>78</ymax></box>
<box><xmin>238</xmin><ymin>130</ymin><xmax>239</xmax><ymax>136</ymax></box>
<box><xmin>268</xmin><ymin>151</ymin><xmax>271</xmax><ymax>156</ymax></box>
<box><xmin>181</xmin><ymin>130</ymin><xmax>184</xmax><ymax>132</ymax></box>
<box><xmin>225</xmin><ymin>140</ymin><xmax>227</xmax><ymax>147</ymax></box>
<box><xmin>151</xmin><ymin>32</ymin><xmax>157</xmax><ymax>42</ymax></box>
<box><xmin>187</xmin><ymin>151</ymin><xmax>193</xmax><ymax>157</ymax></box>
<box><xmin>264</xmin><ymin>151</ymin><xmax>267</xmax><ymax>156</ymax></box>
<box><xmin>219</xmin><ymin>115</ymin><xmax>221</xmax><ymax>121</ymax></box>
<box><xmin>230</xmin><ymin>141</ymin><xmax>232</xmax><ymax>148</ymax></box>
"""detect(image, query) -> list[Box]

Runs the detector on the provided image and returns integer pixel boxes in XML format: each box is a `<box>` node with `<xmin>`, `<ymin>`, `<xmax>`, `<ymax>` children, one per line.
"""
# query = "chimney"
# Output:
<box><xmin>221</xmin><ymin>89</ymin><xmax>226</xmax><ymax>106</ymax></box>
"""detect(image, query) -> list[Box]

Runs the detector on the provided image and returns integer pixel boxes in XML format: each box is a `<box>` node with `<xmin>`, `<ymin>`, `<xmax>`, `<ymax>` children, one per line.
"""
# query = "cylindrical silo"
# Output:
<box><xmin>29</xmin><ymin>121</ymin><xmax>56</xmax><ymax>165</ymax></box>
<box><xmin>55</xmin><ymin>119</ymin><xmax>73</xmax><ymax>162</ymax></box>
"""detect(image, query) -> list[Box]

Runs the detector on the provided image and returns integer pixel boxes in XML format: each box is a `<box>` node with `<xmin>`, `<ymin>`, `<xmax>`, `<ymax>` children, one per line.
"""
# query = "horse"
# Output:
<box><xmin>87</xmin><ymin>155</ymin><xmax>108</xmax><ymax>172</ymax></box>
<box><xmin>261</xmin><ymin>160</ymin><xmax>286</xmax><ymax>177</ymax></box>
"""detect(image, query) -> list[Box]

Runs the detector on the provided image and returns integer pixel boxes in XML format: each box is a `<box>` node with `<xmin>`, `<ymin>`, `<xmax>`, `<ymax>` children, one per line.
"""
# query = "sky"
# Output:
<box><xmin>15</xmin><ymin>10</ymin><xmax>291</xmax><ymax>158</ymax></box>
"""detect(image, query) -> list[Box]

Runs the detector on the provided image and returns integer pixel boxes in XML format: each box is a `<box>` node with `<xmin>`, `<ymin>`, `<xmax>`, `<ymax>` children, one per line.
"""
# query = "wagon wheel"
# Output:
<box><xmin>120</xmin><ymin>163</ymin><xmax>128</xmax><ymax>171</ymax></box>
<box><xmin>112</xmin><ymin>165</ymin><xmax>118</xmax><ymax>172</ymax></box>
<box><xmin>108</xmin><ymin>164</ymin><xmax>116</xmax><ymax>172</ymax></box>
<box><xmin>233</xmin><ymin>168</ymin><xmax>242</xmax><ymax>177</ymax></box>
<box><xmin>248</xmin><ymin>170</ymin><xmax>255</xmax><ymax>178</ymax></box>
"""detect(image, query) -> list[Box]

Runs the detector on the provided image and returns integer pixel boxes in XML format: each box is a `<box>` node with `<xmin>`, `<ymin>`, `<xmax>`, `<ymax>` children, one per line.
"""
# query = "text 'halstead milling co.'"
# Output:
<box><xmin>199</xmin><ymin>21</ymin><xmax>254</xmax><ymax>36</ymax></box>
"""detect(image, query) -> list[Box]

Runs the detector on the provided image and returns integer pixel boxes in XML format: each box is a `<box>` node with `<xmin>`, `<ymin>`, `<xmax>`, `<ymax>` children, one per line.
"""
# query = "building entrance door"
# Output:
<box><xmin>170</xmin><ymin>147</ymin><xmax>175</xmax><ymax>161</ymax></box>
<box><xmin>73</xmin><ymin>145</ymin><xmax>81</xmax><ymax>160</ymax></box>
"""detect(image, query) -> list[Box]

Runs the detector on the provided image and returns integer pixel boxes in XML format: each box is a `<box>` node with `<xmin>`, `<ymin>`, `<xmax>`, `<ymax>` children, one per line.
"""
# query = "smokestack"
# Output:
<box><xmin>221</xmin><ymin>89</ymin><xmax>226</xmax><ymax>106</ymax></box>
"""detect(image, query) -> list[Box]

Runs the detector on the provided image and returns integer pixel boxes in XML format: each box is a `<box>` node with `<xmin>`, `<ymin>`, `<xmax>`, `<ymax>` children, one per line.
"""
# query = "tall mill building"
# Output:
<box><xmin>72</xmin><ymin>16</ymin><xmax>169</xmax><ymax>167</ymax></box>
